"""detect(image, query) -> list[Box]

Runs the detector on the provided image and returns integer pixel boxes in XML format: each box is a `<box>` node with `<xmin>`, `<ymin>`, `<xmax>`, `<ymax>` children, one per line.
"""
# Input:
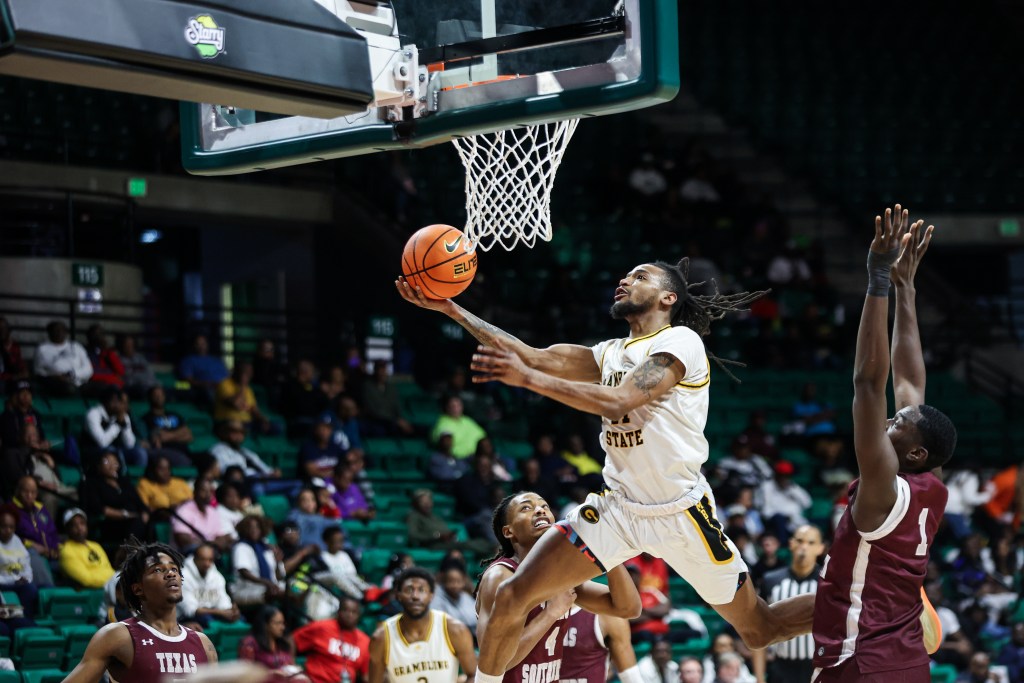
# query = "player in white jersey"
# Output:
<box><xmin>398</xmin><ymin>260</ymin><xmax>816</xmax><ymax>683</ymax></box>
<box><xmin>369</xmin><ymin>567</ymin><xmax>477</xmax><ymax>683</ymax></box>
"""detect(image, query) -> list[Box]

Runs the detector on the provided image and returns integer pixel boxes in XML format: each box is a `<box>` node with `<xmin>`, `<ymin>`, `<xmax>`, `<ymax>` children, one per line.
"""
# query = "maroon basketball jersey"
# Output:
<box><xmin>113</xmin><ymin>617</ymin><xmax>209</xmax><ymax>682</ymax></box>
<box><xmin>812</xmin><ymin>472</ymin><xmax>947</xmax><ymax>674</ymax></box>
<box><xmin>488</xmin><ymin>558</ymin><xmax>567</xmax><ymax>683</ymax></box>
<box><xmin>560</xmin><ymin>608</ymin><xmax>607</xmax><ymax>683</ymax></box>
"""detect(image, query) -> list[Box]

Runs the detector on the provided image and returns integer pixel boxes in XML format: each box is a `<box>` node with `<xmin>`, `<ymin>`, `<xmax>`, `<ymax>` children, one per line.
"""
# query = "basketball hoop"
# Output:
<box><xmin>452</xmin><ymin>118</ymin><xmax>579</xmax><ymax>252</ymax></box>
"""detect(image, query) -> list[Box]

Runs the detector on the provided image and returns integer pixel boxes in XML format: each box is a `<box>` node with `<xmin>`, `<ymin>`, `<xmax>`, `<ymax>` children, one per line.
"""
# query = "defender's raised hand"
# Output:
<box><xmin>891</xmin><ymin>221</ymin><xmax>934</xmax><ymax>288</ymax></box>
<box><xmin>871</xmin><ymin>204</ymin><xmax>910</xmax><ymax>254</ymax></box>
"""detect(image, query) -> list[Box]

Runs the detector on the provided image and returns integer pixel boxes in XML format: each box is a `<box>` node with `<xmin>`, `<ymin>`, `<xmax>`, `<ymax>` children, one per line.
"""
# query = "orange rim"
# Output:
<box><xmin>439</xmin><ymin>74</ymin><xmax>522</xmax><ymax>91</ymax></box>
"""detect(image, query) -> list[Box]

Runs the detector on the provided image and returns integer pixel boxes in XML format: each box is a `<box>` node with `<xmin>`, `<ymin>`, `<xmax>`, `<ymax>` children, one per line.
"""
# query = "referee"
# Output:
<box><xmin>751</xmin><ymin>524</ymin><xmax>825</xmax><ymax>683</ymax></box>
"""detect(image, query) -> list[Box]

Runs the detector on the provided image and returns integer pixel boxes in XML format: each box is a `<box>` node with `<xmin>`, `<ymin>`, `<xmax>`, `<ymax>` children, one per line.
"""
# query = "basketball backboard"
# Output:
<box><xmin>181</xmin><ymin>0</ymin><xmax>678</xmax><ymax>175</ymax></box>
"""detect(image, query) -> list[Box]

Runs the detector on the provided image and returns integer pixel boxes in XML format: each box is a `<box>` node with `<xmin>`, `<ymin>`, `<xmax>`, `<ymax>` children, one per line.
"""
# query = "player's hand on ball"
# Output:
<box><xmin>891</xmin><ymin>220</ymin><xmax>933</xmax><ymax>287</ymax></box>
<box><xmin>471</xmin><ymin>345</ymin><xmax>529</xmax><ymax>387</ymax></box>
<box><xmin>871</xmin><ymin>204</ymin><xmax>909</xmax><ymax>254</ymax></box>
<box><xmin>395</xmin><ymin>276</ymin><xmax>454</xmax><ymax>313</ymax></box>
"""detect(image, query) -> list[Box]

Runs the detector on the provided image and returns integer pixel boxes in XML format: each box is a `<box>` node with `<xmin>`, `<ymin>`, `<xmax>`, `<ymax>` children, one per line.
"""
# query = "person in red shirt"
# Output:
<box><xmin>626</xmin><ymin>553</ymin><xmax>669</xmax><ymax>596</ymax></box>
<box><xmin>84</xmin><ymin>324</ymin><xmax>126</xmax><ymax>392</ymax></box>
<box><xmin>294</xmin><ymin>595</ymin><xmax>371</xmax><ymax>683</ymax></box>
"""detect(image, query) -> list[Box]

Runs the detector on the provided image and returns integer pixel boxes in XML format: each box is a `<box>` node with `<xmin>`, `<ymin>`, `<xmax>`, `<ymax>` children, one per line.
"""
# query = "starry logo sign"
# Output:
<box><xmin>184</xmin><ymin>15</ymin><xmax>226</xmax><ymax>59</ymax></box>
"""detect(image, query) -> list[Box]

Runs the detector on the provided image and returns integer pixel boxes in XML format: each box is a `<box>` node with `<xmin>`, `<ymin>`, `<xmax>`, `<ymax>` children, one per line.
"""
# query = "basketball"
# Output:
<box><xmin>401</xmin><ymin>224</ymin><xmax>478</xmax><ymax>300</ymax></box>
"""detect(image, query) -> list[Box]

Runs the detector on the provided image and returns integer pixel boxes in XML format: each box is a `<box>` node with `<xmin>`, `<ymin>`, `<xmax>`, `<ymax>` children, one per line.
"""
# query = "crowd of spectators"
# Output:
<box><xmin>0</xmin><ymin>316</ymin><xmax>1019</xmax><ymax>682</ymax></box>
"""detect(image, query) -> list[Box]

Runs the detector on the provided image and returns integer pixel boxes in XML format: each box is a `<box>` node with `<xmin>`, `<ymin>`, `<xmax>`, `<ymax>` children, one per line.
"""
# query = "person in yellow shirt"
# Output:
<box><xmin>214</xmin><ymin>362</ymin><xmax>272</xmax><ymax>433</ymax></box>
<box><xmin>561</xmin><ymin>434</ymin><xmax>605</xmax><ymax>491</ymax></box>
<box><xmin>136</xmin><ymin>454</ymin><xmax>194</xmax><ymax>511</ymax></box>
<box><xmin>59</xmin><ymin>508</ymin><xmax>114</xmax><ymax>589</ymax></box>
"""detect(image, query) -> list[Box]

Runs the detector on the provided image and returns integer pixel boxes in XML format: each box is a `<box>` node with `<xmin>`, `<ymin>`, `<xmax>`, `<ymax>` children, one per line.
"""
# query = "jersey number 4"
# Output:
<box><xmin>544</xmin><ymin>627</ymin><xmax>560</xmax><ymax>656</ymax></box>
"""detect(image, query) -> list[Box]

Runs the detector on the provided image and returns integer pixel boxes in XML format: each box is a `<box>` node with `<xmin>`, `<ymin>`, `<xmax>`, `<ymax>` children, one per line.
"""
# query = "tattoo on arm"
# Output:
<box><xmin>459</xmin><ymin>310</ymin><xmax>523</xmax><ymax>348</ymax></box>
<box><xmin>632</xmin><ymin>355</ymin><xmax>676</xmax><ymax>398</ymax></box>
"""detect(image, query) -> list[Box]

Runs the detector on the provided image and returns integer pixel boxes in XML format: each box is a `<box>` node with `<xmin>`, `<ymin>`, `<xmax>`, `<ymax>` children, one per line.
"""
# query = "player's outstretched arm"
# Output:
<box><xmin>367</xmin><ymin>625</ymin><xmax>388</xmax><ymax>683</ymax></box>
<box><xmin>396</xmin><ymin>277</ymin><xmax>600</xmax><ymax>382</ymax></box>
<box><xmin>446</xmin><ymin>617</ymin><xmax>479</xmax><ymax>683</ymax></box>
<box><xmin>573</xmin><ymin>565</ymin><xmax>642</xmax><ymax>619</ymax></box>
<box><xmin>471</xmin><ymin>348</ymin><xmax>684</xmax><ymax>420</ymax></box>
<box><xmin>475</xmin><ymin>565</ymin><xmax>576</xmax><ymax>668</ymax></box>
<box><xmin>890</xmin><ymin>220</ymin><xmax>934</xmax><ymax>411</ymax></box>
<box><xmin>850</xmin><ymin>206</ymin><xmax>906</xmax><ymax>532</ymax></box>
<box><xmin>61</xmin><ymin>623</ymin><xmax>132</xmax><ymax>683</ymax></box>
<box><xmin>598</xmin><ymin>613</ymin><xmax>639</xmax><ymax>675</ymax></box>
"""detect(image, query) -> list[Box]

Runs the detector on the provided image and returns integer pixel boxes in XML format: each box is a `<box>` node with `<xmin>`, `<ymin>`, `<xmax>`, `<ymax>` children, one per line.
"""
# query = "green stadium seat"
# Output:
<box><xmin>58</xmin><ymin>464</ymin><xmax>81</xmax><ymax>488</ymax></box>
<box><xmin>206</xmin><ymin>621</ymin><xmax>250</xmax><ymax>662</ymax></box>
<box><xmin>59</xmin><ymin>624</ymin><xmax>98</xmax><ymax>669</ymax></box>
<box><xmin>260</xmin><ymin>494</ymin><xmax>292</xmax><ymax>524</ymax></box>
<box><xmin>671</xmin><ymin>636</ymin><xmax>710</xmax><ymax>659</ymax></box>
<box><xmin>0</xmin><ymin>671</ymin><xmax>18</xmax><ymax>683</ymax></box>
<box><xmin>0</xmin><ymin>636</ymin><xmax>8</xmax><ymax>658</ymax></box>
<box><xmin>20</xmin><ymin>671</ymin><xmax>68</xmax><ymax>683</ymax></box>
<box><xmin>374</xmin><ymin>520</ymin><xmax>408</xmax><ymax>548</ymax></box>
<box><xmin>13</xmin><ymin>628</ymin><xmax>64</xmax><ymax>670</ymax></box>
<box><xmin>930</xmin><ymin>664</ymin><xmax>957</xmax><ymax>683</ymax></box>
<box><xmin>37</xmin><ymin>587</ymin><xmax>101</xmax><ymax>625</ymax></box>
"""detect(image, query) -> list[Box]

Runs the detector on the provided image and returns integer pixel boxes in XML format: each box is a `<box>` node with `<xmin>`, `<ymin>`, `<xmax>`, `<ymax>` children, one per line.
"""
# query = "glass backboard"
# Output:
<box><xmin>181</xmin><ymin>0</ymin><xmax>678</xmax><ymax>175</ymax></box>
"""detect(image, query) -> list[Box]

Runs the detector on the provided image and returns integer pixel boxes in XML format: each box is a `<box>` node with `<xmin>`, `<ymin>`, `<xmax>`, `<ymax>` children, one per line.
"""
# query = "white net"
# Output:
<box><xmin>452</xmin><ymin>118</ymin><xmax>579</xmax><ymax>252</ymax></box>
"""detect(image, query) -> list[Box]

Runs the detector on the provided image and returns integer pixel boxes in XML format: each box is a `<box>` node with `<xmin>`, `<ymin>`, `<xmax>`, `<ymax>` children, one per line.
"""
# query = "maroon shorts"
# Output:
<box><xmin>813</xmin><ymin>659</ymin><xmax>930</xmax><ymax>683</ymax></box>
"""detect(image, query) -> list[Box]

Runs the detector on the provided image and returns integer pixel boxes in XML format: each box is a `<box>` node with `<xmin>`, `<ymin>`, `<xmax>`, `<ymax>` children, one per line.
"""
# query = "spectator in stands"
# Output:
<box><xmin>82</xmin><ymin>324</ymin><xmax>125</xmax><ymax>394</ymax></box>
<box><xmin>702</xmin><ymin>634</ymin><xmax>755</xmax><ymax>683</ymax></box>
<box><xmin>428</xmin><ymin>432</ymin><xmax>466</xmax><ymax>485</ymax></box>
<box><xmin>533</xmin><ymin>433</ymin><xmax>577</xmax><ymax>488</ymax></box>
<box><xmin>215</xmin><ymin>482</ymin><xmax>245</xmax><ymax>537</ymax></box>
<box><xmin>679</xmin><ymin>657</ymin><xmax>704</xmax><ymax>683</ymax></box>
<box><xmin>317</xmin><ymin>526</ymin><xmax>371</xmax><ymax>601</ymax></box>
<box><xmin>756</xmin><ymin>460</ymin><xmax>812</xmax><ymax>543</ymax></box>
<box><xmin>0</xmin><ymin>505</ymin><xmax>36</xmax><ymax>617</ymax></box>
<box><xmin>627</xmin><ymin>152</ymin><xmax>668</xmax><ymax>216</ymax></box>
<box><xmin>276</xmin><ymin>520</ymin><xmax>321</xmax><ymax>577</ymax></box>
<box><xmin>177</xmin><ymin>333</ymin><xmax>228</xmax><ymax>403</ymax></box>
<box><xmin>625</xmin><ymin>563</ymin><xmax>669</xmax><ymax>643</ymax></box>
<box><xmin>957</xmin><ymin>652</ymin><xmax>996</xmax><ymax>683</ymax></box>
<box><xmin>787</xmin><ymin>382</ymin><xmax>836</xmax><ymax>436</ymax></box>
<box><xmin>750</xmin><ymin>534</ymin><xmax>783</xmax><ymax>585</ymax></box>
<box><xmin>3</xmin><ymin>421</ymin><xmax>71</xmax><ymax>517</ymax></box>
<box><xmin>318</xmin><ymin>365</ymin><xmax>348</xmax><ymax>405</ymax></box>
<box><xmin>115</xmin><ymin>334</ymin><xmax>157</xmax><ymax>399</ymax></box>
<box><xmin>11</xmin><ymin>476</ymin><xmax>57</xmax><ymax>585</ymax></box>
<box><xmin>979</xmin><ymin>463</ymin><xmax>1021</xmax><ymax>537</ymax></box>
<box><xmin>725</xmin><ymin>487</ymin><xmax>765</xmax><ymax>539</ymax></box>
<box><xmin>299</xmin><ymin>416</ymin><xmax>348</xmax><ymax>480</ymax></box>
<box><xmin>289</xmin><ymin>488</ymin><xmax>341</xmax><ymax>550</ymax></box>
<box><xmin>33</xmin><ymin>320</ymin><xmax>92</xmax><ymax>395</ymax></box>
<box><xmin>136</xmin><ymin>453</ymin><xmax>193</xmax><ymax>512</ymax></box>
<box><xmin>293</xmin><ymin>596</ymin><xmax>370</xmax><ymax>683</ymax></box>
<box><xmin>179</xmin><ymin>542</ymin><xmax>240</xmax><ymax>629</ymax></box>
<box><xmin>0</xmin><ymin>379</ymin><xmax>48</xmax><ymax>454</ymax></box>
<box><xmin>512</xmin><ymin>457</ymin><xmax>559</xmax><ymax>507</ymax></box>
<box><xmin>79</xmin><ymin>450</ymin><xmax>148</xmax><ymax>548</ymax></box>
<box><xmin>0</xmin><ymin>317</ymin><xmax>28</xmax><ymax>393</ymax></box>
<box><xmin>322</xmin><ymin>395</ymin><xmax>363</xmax><ymax>453</ymax></box>
<box><xmin>231</xmin><ymin>514</ymin><xmax>286</xmax><ymax>608</ymax></box>
<box><xmin>710</xmin><ymin>652</ymin><xmax>748</xmax><ymax>683</ymax></box>
<box><xmin>209</xmin><ymin>419</ymin><xmax>280</xmax><ymax>479</ymax></box>
<box><xmin>83</xmin><ymin>386</ymin><xmax>147</xmax><ymax>468</ymax></box>
<box><xmin>239</xmin><ymin>605</ymin><xmax>299</xmax><ymax>674</ymax></box>
<box><xmin>944</xmin><ymin>468</ymin><xmax>995</xmax><ymax>541</ymax></box>
<box><xmin>637</xmin><ymin>639</ymin><xmax>678</xmax><ymax>683</ymax></box>
<box><xmin>473</xmin><ymin>437</ymin><xmax>513</xmax><ymax>481</ymax></box>
<box><xmin>715</xmin><ymin>434</ymin><xmax>772</xmax><ymax>495</ymax></box>
<box><xmin>362</xmin><ymin>360</ymin><xmax>413</xmax><ymax>437</ymax></box>
<box><xmin>58</xmin><ymin>507</ymin><xmax>114</xmax><ymax>589</ymax></box>
<box><xmin>331</xmin><ymin>463</ymin><xmax>374</xmax><ymax>522</ymax></box>
<box><xmin>431</xmin><ymin>564</ymin><xmax>478</xmax><ymax>631</ymax></box>
<box><xmin>431</xmin><ymin>395</ymin><xmax>486</xmax><ymax>459</ymax></box>
<box><xmin>996</xmin><ymin>622</ymin><xmax>1024</xmax><ymax>683</ymax></box>
<box><xmin>282</xmin><ymin>359</ymin><xmax>327</xmax><ymax>438</ymax></box>
<box><xmin>737</xmin><ymin>410</ymin><xmax>779</xmax><ymax>460</ymax></box>
<box><xmin>251</xmin><ymin>338</ymin><xmax>288</xmax><ymax>403</ymax></box>
<box><xmin>766</xmin><ymin>240</ymin><xmax>813</xmax><ymax>287</ymax></box>
<box><xmin>345</xmin><ymin>448</ymin><xmax>375</xmax><ymax>506</ymax></box>
<box><xmin>141</xmin><ymin>385</ymin><xmax>194</xmax><ymax>457</ymax></box>
<box><xmin>560</xmin><ymin>433</ymin><xmax>604</xmax><ymax>492</ymax></box>
<box><xmin>171</xmin><ymin>477</ymin><xmax>234</xmax><ymax>553</ymax></box>
<box><xmin>628</xmin><ymin>552</ymin><xmax>670</xmax><ymax>596</ymax></box>
<box><xmin>678</xmin><ymin>164</ymin><xmax>720</xmax><ymax>203</ymax></box>
<box><xmin>214</xmin><ymin>361</ymin><xmax>274</xmax><ymax>434</ymax></box>
<box><xmin>406</xmin><ymin>488</ymin><xmax>460</xmax><ymax>550</ymax></box>
<box><xmin>453</xmin><ymin>452</ymin><xmax>502</xmax><ymax>540</ymax></box>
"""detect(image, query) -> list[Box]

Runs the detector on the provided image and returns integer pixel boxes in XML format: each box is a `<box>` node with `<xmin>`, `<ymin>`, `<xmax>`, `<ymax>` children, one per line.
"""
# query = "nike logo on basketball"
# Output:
<box><xmin>444</xmin><ymin>236</ymin><xmax>462</xmax><ymax>253</ymax></box>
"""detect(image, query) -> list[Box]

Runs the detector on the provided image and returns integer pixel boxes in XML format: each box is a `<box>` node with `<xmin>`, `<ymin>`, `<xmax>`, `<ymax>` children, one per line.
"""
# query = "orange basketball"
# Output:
<box><xmin>401</xmin><ymin>224</ymin><xmax>478</xmax><ymax>300</ymax></box>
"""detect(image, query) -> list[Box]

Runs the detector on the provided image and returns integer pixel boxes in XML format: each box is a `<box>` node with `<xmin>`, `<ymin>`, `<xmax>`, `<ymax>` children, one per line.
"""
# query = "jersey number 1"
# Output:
<box><xmin>915</xmin><ymin>508</ymin><xmax>930</xmax><ymax>556</ymax></box>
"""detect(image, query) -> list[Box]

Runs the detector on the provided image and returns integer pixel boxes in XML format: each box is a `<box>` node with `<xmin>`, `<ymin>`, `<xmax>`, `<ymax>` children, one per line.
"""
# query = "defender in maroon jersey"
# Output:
<box><xmin>811</xmin><ymin>207</ymin><xmax>957</xmax><ymax>683</ymax></box>
<box><xmin>559</xmin><ymin>608</ymin><xmax>639</xmax><ymax>683</ymax></box>
<box><xmin>63</xmin><ymin>539</ymin><xmax>217</xmax><ymax>683</ymax></box>
<box><xmin>474</xmin><ymin>492</ymin><xmax>640</xmax><ymax>683</ymax></box>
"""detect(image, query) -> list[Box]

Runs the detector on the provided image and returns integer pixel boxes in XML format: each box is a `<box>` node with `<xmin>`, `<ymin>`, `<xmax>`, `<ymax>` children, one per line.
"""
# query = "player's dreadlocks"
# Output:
<box><xmin>117</xmin><ymin>536</ymin><xmax>184</xmax><ymax>614</ymax></box>
<box><xmin>473</xmin><ymin>492</ymin><xmax>520</xmax><ymax>596</ymax></box>
<box><xmin>653</xmin><ymin>258</ymin><xmax>769</xmax><ymax>382</ymax></box>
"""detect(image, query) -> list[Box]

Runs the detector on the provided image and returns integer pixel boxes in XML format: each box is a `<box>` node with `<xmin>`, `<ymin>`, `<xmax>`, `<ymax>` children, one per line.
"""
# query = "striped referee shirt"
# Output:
<box><xmin>759</xmin><ymin>564</ymin><xmax>820</xmax><ymax>661</ymax></box>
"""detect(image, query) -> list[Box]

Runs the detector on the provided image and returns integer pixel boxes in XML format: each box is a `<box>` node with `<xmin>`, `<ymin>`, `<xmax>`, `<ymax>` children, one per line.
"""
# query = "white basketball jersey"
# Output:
<box><xmin>383</xmin><ymin>610</ymin><xmax>459</xmax><ymax>683</ymax></box>
<box><xmin>590</xmin><ymin>325</ymin><xmax>711</xmax><ymax>505</ymax></box>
